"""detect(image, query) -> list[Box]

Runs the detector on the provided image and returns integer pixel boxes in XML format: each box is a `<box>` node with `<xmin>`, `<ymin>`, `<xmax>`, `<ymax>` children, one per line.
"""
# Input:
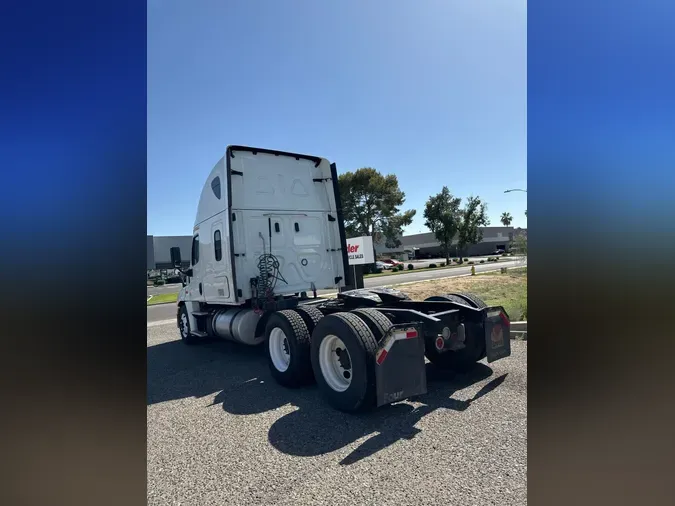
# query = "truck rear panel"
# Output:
<box><xmin>226</xmin><ymin>146</ymin><xmax>347</xmax><ymax>301</ymax></box>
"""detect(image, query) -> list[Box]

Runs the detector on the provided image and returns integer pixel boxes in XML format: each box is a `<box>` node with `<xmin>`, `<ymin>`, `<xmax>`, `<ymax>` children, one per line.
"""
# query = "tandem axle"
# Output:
<box><xmin>178</xmin><ymin>285</ymin><xmax>511</xmax><ymax>412</ymax></box>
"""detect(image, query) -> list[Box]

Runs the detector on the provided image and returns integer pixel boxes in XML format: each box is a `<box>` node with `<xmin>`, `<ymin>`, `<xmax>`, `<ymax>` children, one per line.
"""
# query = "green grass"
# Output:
<box><xmin>396</xmin><ymin>267</ymin><xmax>527</xmax><ymax>321</ymax></box>
<box><xmin>364</xmin><ymin>261</ymin><xmax>484</xmax><ymax>278</ymax></box>
<box><xmin>147</xmin><ymin>293</ymin><xmax>178</xmax><ymax>306</ymax></box>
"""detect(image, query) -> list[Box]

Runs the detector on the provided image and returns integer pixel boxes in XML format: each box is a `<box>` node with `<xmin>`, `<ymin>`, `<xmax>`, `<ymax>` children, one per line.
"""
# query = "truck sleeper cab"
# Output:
<box><xmin>176</xmin><ymin>146</ymin><xmax>349</xmax><ymax>344</ymax></box>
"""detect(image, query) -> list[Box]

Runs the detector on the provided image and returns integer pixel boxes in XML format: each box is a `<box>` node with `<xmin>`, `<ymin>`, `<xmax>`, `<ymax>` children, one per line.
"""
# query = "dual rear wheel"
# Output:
<box><xmin>264</xmin><ymin>306</ymin><xmax>392</xmax><ymax>412</ymax></box>
<box><xmin>264</xmin><ymin>293</ymin><xmax>488</xmax><ymax>412</ymax></box>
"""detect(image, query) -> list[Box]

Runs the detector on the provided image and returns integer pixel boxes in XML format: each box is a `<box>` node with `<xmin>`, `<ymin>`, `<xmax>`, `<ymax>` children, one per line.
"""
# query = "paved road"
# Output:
<box><xmin>147</xmin><ymin>321</ymin><xmax>527</xmax><ymax>505</ymax></box>
<box><xmin>397</xmin><ymin>255</ymin><xmax>505</xmax><ymax>269</ymax></box>
<box><xmin>147</xmin><ymin>283</ymin><xmax>184</xmax><ymax>296</ymax></box>
<box><xmin>147</xmin><ymin>259</ymin><xmax>526</xmax><ymax>323</ymax></box>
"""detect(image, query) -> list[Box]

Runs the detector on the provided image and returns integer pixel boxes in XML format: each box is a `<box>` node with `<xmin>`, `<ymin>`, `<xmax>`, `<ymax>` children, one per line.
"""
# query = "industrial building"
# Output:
<box><xmin>147</xmin><ymin>235</ymin><xmax>192</xmax><ymax>271</ymax></box>
<box><xmin>374</xmin><ymin>227</ymin><xmax>519</xmax><ymax>259</ymax></box>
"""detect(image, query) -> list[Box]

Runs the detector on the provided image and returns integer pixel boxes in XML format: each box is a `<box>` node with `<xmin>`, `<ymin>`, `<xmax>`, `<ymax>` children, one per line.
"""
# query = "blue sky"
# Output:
<box><xmin>147</xmin><ymin>0</ymin><xmax>527</xmax><ymax>236</ymax></box>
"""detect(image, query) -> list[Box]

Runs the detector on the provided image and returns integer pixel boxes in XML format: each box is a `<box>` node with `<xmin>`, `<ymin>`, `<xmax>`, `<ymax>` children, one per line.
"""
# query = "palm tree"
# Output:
<box><xmin>500</xmin><ymin>212</ymin><xmax>513</xmax><ymax>226</ymax></box>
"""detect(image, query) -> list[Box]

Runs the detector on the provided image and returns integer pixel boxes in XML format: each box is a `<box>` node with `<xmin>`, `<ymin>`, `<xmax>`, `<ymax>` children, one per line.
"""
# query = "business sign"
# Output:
<box><xmin>346</xmin><ymin>236</ymin><xmax>375</xmax><ymax>265</ymax></box>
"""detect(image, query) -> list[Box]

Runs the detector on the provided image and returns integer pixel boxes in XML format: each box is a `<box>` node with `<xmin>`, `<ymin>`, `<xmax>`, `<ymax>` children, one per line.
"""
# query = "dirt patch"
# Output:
<box><xmin>393</xmin><ymin>268</ymin><xmax>527</xmax><ymax>320</ymax></box>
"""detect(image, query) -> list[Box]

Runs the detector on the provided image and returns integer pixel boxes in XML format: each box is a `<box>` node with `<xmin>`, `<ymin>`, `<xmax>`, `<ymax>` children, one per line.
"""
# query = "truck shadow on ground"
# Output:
<box><xmin>148</xmin><ymin>337</ymin><xmax>507</xmax><ymax>465</ymax></box>
<box><xmin>262</xmin><ymin>367</ymin><xmax>507</xmax><ymax>466</ymax></box>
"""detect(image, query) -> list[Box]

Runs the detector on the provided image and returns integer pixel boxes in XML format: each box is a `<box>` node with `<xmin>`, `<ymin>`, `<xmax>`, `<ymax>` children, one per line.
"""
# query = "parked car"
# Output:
<box><xmin>381</xmin><ymin>258</ymin><xmax>402</xmax><ymax>267</ymax></box>
<box><xmin>375</xmin><ymin>261</ymin><xmax>392</xmax><ymax>270</ymax></box>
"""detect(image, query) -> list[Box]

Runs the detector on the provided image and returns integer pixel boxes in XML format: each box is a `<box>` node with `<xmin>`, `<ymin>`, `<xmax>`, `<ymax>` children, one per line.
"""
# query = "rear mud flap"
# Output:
<box><xmin>375</xmin><ymin>326</ymin><xmax>427</xmax><ymax>407</ymax></box>
<box><xmin>484</xmin><ymin>307</ymin><xmax>511</xmax><ymax>363</ymax></box>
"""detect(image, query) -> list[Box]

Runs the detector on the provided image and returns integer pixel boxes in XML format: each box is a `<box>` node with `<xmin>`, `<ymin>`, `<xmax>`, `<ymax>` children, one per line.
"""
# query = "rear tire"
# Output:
<box><xmin>351</xmin><ymin>308</ymin><xmax>392</xmax><ymax>341</ymax></box>
<box><xmin>423</xmin><ymin>294</ymin><xmax>485</xmax><ymax>372</ymax></box>
<box><xmin>293</xmin><ymin>305</ymin><xmax>324</xmax><ymax>335</ymax></box>
<box><xmin>424</xmin><ymin>294</ymin><xmax>471</xmax><ymax>306</ymax></box>
<box><xmin>310</xmin><ymin>312</ymin><xmax>379</xmax><ymax>412</ymax></box>
<box><xmin>447</xmin><ymin>292</ymin><xmax>487</xmax><ymax>309</ymax></box>
<box><xmin>265</xmin><ymin>310</ymin><xmax>314</xmax><ymax>387</ymax></box>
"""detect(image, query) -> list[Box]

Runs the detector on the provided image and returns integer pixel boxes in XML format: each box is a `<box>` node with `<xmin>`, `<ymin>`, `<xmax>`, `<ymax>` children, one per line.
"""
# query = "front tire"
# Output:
<box><xmin>265</xmin><ymin>310</ymin><xmax>314</xmax><ymax>387</ymax></box>
<box><xmin>310</xmin><ymin>312</ymin><xmax>379</xmax><ymax>412</ymax></box>
<box><xmin>178</xmin><ymin>305</ymin><xmax>200</xmax><ymax>345</ymax></box>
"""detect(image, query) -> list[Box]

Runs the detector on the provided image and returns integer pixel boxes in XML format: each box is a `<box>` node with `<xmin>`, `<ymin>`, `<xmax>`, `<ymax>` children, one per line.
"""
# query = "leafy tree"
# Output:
<box><xmin>338</xmin><ymin>168</ymin><xmax>416</xmax><ymax>248</ymax></box>
<box><xmin>423</xmin><ymin>186</ymin><xmax>461</xmax><ymax>264</ymax></box>
<box><xmin>512</xmin><ymin>233</ymin><xmax>527</xmax><ymax>257</ymax></box>
<box><xmin>500</xmin><ymin>212</ymin><xmax>513</xmax><ymax>226</ymax></box>
<box><xmin>456</xmin><ymin>196</ymin><xmax>490</xmax><ymax>259</ymax></box>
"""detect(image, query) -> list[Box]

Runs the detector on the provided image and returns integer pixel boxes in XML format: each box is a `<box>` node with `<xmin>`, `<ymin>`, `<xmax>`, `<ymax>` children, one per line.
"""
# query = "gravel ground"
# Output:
<box><xmin>148</xmin><ymin>323</ymin><xmax>527</xmax><ymax>506</ymax></box>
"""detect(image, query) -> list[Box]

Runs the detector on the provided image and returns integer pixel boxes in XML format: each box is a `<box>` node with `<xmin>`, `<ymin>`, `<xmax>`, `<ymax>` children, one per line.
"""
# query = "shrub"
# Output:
<box><xmin>373</xmin><ymin>267</ymin><xmax>383</xmax><ymax>274</ymax></box>
<box><xmin>502</xmin><ymin>252</ymin><xmax>508</xmax><ymax>257</ymax></box>
<box><xmin>396</xmin><ymin>264</ymin><xmax>404</xmax><ymax>271</ymax></box>
<box><xmin>463</xmin><ymin>258</ymin><xmax>469</xmax><ymax>262</ymax></box>
<box><xmin>493</xmin><ymin>257</ymin><xmax>498</xmax><ymax>261</ymax></box>
<box><xmin>480</xmin><ymin>260</ymin><xmax>485</xmax><ymax>264</ymax></box>
<box><xmin>468</xmin><ymin>261</ymin><xmax>474</xmax><ymax>265</ymax></box>
<box><xmin>153</xmin><ymin>279</ymin><xmax>165</xmax><ymax>286</ymax></box>
<box><xmin>166</xmin><ymin>276</ymin><xmax>182</xmax><ymax>284</ymax></box>
<box><xmin>408</xmin><ymin>264</ymin><xmax>414</xmax><ymax>270</ymax></box>
<box><xmin>453</xmin><ymin>258</ymin><xmax>459</xmax><ymax>263</ymax></box>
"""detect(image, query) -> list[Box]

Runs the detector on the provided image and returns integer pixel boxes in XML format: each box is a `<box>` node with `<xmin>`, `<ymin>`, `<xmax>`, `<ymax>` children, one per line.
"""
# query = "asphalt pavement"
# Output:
<box><xmin>147</xmin><ymin>321</ymin><xmax>527</xmax><ymax>505</ymax></box>
<box><xmin>147</xmin><ymin>283</ymin><xmax>184</xmax><ymax>296</ymax></box>
<box><xmin>147</xmin><ymin>258</ymin><xmax>527</xmax><ymax>324</ymax></box>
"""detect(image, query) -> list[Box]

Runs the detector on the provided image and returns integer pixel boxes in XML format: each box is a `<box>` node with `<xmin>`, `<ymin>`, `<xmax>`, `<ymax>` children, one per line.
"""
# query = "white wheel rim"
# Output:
<box><xmin>269</xmin><ymin>327</ymin><xmax>291</xmax><ymax>372</ymax></box>
<box><xmin>318</xmin><ymin>334</ymin><xmax>352</xmax><ymax>392</ymax></box>
<box><xmin>180</xmin><ymin>313</ymin><xmax>189</xmax><ymax>338</ymax></box>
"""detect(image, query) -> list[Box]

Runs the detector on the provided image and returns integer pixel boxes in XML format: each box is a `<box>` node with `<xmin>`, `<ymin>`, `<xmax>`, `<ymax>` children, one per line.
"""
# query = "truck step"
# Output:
<box><xmin>190</xmin><ymin>330</ymin><xmax>208</xmax><ymax>338</ymax></box>
<box><xmin>191</xmin><ymin>311</ymin><xmax>210</xmax><ymax>317</ymax></box>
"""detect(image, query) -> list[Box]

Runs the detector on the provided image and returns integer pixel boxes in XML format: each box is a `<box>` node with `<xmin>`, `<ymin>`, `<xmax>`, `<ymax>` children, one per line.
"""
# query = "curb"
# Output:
<box><xmin>147</xmin><ymin>318</ymin><xmax>176</xmax><ymax>328</ymax></box>
<box><xmin>147</xmin><ymin>301</ymin><xmax>177</xmax><ymax>307</ymax></box>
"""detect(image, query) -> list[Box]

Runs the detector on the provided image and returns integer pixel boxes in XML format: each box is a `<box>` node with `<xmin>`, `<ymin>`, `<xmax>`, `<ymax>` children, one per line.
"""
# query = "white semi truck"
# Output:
<box><xmin>170</xmin><ymin>145</ymin><xmax>511</xmax><ymax>412</ymax></box>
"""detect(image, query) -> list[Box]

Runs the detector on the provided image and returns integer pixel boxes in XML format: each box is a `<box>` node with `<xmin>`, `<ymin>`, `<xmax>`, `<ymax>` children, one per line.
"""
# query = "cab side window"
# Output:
<box><xmin>191</xmin><ymin>235</ymin><xmax>200</xmax><ymax>265</ymax></box>
<box><xmin>214</xmin><ymin>230</ymin><xmax>222</xmax><ymax>261</ymax></box>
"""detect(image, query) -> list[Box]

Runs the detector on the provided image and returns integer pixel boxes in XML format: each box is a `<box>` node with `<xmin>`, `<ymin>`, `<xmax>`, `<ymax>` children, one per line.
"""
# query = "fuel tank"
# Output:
<box><xmin>211</xmin><ymin>308</ymin><xmax>264</xmax><ymax>346</ymax></box>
